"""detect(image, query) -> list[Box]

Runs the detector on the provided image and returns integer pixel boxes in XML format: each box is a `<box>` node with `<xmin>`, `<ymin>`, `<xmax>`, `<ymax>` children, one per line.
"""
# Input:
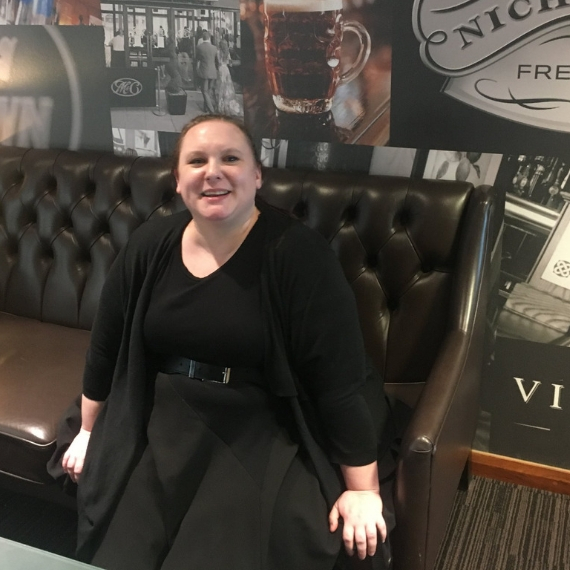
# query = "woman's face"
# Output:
<box><xmin>175</xmin><ymin>121</ymin><xmax>262</xmax><ymax>226</ymax></box>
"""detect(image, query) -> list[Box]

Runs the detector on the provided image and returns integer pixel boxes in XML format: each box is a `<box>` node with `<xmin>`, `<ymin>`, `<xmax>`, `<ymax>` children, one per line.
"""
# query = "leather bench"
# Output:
<box><xmin>0</xmin><ymin>145</ymin><xmax>503</xmax><ymax>570</ymax></box>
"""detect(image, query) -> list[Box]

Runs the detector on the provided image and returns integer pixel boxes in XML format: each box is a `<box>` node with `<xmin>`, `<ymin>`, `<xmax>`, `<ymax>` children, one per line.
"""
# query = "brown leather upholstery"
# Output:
<box><xmin>0</xmin><ymin>146</ymin><xmax>503</xmax><ymax>570</ymax></box>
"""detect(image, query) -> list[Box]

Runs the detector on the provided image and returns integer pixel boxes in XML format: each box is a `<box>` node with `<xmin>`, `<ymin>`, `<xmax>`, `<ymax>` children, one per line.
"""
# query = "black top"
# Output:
<box><xmin>75</xmin><ymin>205</ymin><xmax>385</xmax><ymax>560</ymax></box>
<box><xmin>144</xmin><ymin>214</ymin><xmax>266</xmax><ymax>369</ymax></box>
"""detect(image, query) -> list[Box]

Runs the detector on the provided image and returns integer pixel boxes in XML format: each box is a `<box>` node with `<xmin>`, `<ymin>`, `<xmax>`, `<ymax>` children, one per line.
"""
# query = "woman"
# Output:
<box><xmin>215</xmin><ymin>39</ymin><xmax>242</xmax><ymax>116</ymax></box>
<box><xmin>61</xmin><ymin>115</ymin><xmax>389</xmax><ymax>570</ymax></box>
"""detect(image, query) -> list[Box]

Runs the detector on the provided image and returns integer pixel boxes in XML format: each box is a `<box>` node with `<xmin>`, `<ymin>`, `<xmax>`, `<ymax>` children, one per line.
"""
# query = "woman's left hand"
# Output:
<box><xmin>329</xmin><ymin>490</ymin><xmax>387</xmax><ymax>560</ymax></box>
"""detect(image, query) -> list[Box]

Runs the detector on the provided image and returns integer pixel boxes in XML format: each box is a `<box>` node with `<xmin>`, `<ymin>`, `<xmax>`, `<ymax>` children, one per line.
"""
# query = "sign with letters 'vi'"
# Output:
<box><xmin>489</xmin><ymin>337</ymin><xmax>570</xmax><ymax>468</ymax></box>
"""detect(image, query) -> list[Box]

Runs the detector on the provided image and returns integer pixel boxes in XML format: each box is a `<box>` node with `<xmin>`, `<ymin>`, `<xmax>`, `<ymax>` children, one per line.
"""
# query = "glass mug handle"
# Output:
<box><xmin>339</xmin><ymin>20</ymin><xmax>371</xmax><ymax>85</ymax></box>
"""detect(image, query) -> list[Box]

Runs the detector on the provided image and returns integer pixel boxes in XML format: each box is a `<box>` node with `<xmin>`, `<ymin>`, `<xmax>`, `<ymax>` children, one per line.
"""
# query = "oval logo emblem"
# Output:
<box><xmin>111</xmin><ymin>78</ymin><xmax>143</xmax><ymax>97</ymax></box>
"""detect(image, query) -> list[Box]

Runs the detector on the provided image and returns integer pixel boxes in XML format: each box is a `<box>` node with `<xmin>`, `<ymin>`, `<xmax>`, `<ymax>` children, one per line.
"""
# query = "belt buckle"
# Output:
<box><xmin>188</xmin><ymin>360</ymin><xmax>230</xmax><ymax>384</ymax></box>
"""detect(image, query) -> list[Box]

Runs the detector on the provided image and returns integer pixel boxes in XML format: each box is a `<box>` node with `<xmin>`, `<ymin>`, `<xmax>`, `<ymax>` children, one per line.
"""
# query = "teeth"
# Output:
<box><xmin>202</xmin><ymin>190</ymin><xmax>230</xmax><ymax>197</ymax></box>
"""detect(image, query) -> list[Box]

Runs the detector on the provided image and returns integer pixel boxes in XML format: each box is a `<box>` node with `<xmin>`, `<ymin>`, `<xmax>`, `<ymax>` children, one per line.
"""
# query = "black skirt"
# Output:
<box><xmin>92</xmin><ymin>372</ymin><xmax>341</xmax><ymax>570</ymax></box>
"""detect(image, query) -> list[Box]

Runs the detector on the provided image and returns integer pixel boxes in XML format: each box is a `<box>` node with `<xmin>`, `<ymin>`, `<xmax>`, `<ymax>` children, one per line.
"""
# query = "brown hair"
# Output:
<box><xmin>172</xmin><ymin>114</ymin><xmax>260</xmax><ymax>176</ymax></box>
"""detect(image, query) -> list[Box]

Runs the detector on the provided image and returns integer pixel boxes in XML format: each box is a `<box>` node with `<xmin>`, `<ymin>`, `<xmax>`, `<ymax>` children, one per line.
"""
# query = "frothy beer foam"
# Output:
<box><xmin>264</xmin><ymin>0</ymin><xmax>342</xmax><ymax>13</ymax></box>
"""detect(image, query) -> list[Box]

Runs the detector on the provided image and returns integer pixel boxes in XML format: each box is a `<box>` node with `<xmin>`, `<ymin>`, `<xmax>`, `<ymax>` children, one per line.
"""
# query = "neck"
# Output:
<box><xmin>185</xmin><ymin>207</ymin><xmax>260</xmax><ymax>261</ymax></box>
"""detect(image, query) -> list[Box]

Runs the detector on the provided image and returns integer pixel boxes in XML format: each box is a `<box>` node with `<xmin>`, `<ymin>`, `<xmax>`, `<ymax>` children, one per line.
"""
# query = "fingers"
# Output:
<box><xmin>342</xmin><ymin>523</ymin><xmax>355</xmax><ymax>556</ymax></box>
<box><xmin>328</xmin><ymin>504</ymin><xmax>340</xmax><ymax>532</ymax></box>
<box><xmin>62</xmin><ymin>448</ymin><xmax>84</xmax><ymax>482</ymax></box>
<box><xmin>63</xmin><ymin>454</ymin><xmax>79</xmax><ymax>482</ymax></box>
<box><xmin>63</xmin><ymin>452</ymin><xmax>74</xmax><ymax>476</ymax></box>
<box><xmin>345</xmin><ymin>525</ymin><xmax>378</xmax><ymax>559</ymax></box>
<box><xmin>353</xmin><ymin>526</ymin><xmax>371</xmax><ymax>560</ymax></box>
<box><xmin>366</xmin><ymin>525</ymin><xmax>379</xmax><ymax>557</ymax></box>
<box><xmin>62</xmin><ymin>450</ymin><xmax>70</xmax><ymax>471</ymax></box>
<box><xmin>332</xmin><ymin>491</ymin><xmax>388</xmax><ymax>560</ymax></box>
<box><xmin>71</xmin><ymin>455</ymin><xmax>84</xmax><ymax>482</ymax></box>
<box><xmin>342</xmin><ymin>517</ymin><xmax>387</xmax><ymax>559</ymax></box>
<box><xmin>61</xmin><ymin>429</ymin><xmax>91</xmax><ymax>483</ymax></box>
<box><xmin>377</xmin><ymin>515</ymin><xmax>388</xmax><ymax>543</ymax></box>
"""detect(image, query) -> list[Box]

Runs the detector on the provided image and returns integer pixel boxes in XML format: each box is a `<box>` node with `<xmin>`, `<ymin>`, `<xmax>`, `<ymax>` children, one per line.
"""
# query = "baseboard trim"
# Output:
<box><xmin>471</xmin><ymin>450</ymin><xmax>570</xmax><ymax>495</ymax></box>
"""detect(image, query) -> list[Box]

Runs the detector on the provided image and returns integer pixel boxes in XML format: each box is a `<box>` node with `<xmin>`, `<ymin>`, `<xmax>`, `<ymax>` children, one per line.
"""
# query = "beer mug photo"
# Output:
<box><xmin>263</xmin><ymin>0</ymin><xmax>371</xmax><ymax>114</ymax></box>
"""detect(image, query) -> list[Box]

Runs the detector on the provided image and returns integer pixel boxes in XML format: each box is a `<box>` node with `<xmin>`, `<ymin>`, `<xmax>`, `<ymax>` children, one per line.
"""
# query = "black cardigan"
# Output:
<box><xmin>74</xmin><ymin>202</ymin><xmax>387</xmax><ymax>560</ymax></box>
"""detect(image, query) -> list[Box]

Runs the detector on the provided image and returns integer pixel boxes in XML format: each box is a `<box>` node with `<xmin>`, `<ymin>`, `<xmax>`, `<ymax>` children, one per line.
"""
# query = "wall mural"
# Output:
<box><xmin>101</xmin><ymin>0</ymin><xmax>242</xmax><ymax>157</ymax></box>
<box><xmin>477</xmin><ymin>152</ymin><xmax>570</xmax><ymax>468</ymax></box>
<box><xmin>0</xmin><ymin>0</ymin><xmax>101</xmax><ymax>25</ymax></box>
<box><xmin>0</xmin><ymin>0</ymin><xmax>242</xmax><ymax>156</ymax></box>
<box><xmin>390</xmin><ymin>0</ymin><xmax>570</xmax><ymax>156</ymax></box>
<box><xmin>260</xmin><ymin>138</ymin><xmax>417</xmax><ymax>177</ymax></box>
<box><xmin>4</xmin><ymin>0</ymin><xmax>570</xmax><ymax>471</ymax></box>
<box><xmin>242</xmin><ymin>0</ymin><xmax>393</xmax><ymax>145</ymax></box>
<box><xmin>0</xmin><ymin>25</ymin><xmax>112</xmax><ymax>150</ymax></box>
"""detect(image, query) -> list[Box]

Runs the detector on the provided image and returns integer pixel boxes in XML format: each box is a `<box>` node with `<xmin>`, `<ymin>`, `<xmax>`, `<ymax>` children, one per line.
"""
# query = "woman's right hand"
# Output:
<box><xmin>62</xmin><ymin>428</ymin><xmax>91</xmax><ymax>483</ymax></box>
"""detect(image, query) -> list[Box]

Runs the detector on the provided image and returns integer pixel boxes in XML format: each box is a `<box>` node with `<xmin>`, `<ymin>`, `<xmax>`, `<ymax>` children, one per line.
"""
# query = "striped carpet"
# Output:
<box><xmin>434</xmin><ymin>477</ymin><xmax>570</xmax><ymax>570</ymax></box>
<box><xmin>1</xmin><ymin>476</ymin><xmax>570</xmax><ymax>569</ymax></box>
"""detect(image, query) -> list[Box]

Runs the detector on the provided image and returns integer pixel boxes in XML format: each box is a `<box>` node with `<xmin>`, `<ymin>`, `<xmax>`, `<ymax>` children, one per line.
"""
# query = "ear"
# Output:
<box><xmin>174</xmin><ymin>169</ymin><xmax>181</xmax><ymax>194</ymax></box>
<box><xmin>255</xmin><ymin>164</ymin><xmax>262</xmax><ymax>190</ymax></box>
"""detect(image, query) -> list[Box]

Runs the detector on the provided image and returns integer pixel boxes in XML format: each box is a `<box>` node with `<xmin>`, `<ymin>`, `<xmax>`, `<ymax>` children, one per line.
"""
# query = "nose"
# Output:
<box><xmin>205</xmin><ymin>158</ymin><xmax>222</xmax><ymax>180</ymax></box>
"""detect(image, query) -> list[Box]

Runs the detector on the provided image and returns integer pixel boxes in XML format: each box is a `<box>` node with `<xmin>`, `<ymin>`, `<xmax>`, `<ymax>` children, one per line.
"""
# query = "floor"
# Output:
<box><xmin>110</xmin><ymin>89</ymin><xmax>226</xmax><ymax>133</ymax></box>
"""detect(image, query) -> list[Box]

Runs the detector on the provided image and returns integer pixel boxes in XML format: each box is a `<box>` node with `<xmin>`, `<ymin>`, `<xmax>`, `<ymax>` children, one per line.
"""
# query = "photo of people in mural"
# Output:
<box><xmin>101</xmin><ymin>0</ymin><xmax>242</xmax><ymax>157</ymax></box>
<box><xmin>422</xmin><ymin>150</ymin><xmax>502</xmax><ymax>187</ymax></box>
<box><xmin>0</xmin><ymin>0</ymin><xmax>243</xmax><ymax>155</ymax></box>
<box><xmin>241</xmin><ymin>0</ymin><xmax>393</xmax><ymax>145</ymax></box>
<box><xmin>390</xmin><ymin>0</ymin><xmax>570</xmax><ymax>157</ymax></box>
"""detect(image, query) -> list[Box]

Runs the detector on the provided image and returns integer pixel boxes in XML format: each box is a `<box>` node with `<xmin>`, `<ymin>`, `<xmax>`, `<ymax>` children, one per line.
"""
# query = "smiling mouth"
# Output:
<box><xmin>201</xmin><ymin>190</ymin><xmax>230</xmax><ymax>197</ymax></box>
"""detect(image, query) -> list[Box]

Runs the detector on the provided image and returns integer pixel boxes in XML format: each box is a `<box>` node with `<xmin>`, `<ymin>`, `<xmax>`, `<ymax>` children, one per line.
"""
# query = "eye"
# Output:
<box><xmin>224</xmin><ymin>155</ymin><xmax>240</xmax><ymax>163</ymax></box>
<box><xmin>188</xmin><ymin>157</ymin><xmax>206</xmax><ymax>165</ymax></box>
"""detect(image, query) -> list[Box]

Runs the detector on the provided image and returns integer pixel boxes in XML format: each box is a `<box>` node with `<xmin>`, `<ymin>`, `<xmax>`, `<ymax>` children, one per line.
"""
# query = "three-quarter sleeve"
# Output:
<box><xmin>82</xmin><ymin>211</ymin><xmax>189</xmax><ymax>403</ymax></box>
<box><xmin>275</xmin><ymin>225</ymin><xmax>380</xmax><ymax>466</ymax></box>
<box><xmin>82</xmin><ymin>246</ymin><xmax>128</xmax><ymax>402</ymax></box>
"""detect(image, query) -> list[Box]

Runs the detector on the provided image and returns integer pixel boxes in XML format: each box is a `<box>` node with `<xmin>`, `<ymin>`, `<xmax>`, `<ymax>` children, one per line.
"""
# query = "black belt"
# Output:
<box><xmin>159</xmin><ymin>356</ymin><xmax>261</xmax><ymax>384</ymax></box>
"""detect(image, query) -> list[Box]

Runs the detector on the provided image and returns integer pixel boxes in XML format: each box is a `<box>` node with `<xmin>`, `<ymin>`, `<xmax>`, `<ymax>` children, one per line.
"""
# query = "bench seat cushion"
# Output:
<box><xmin>0</xmin><ymin>312</ymin><xmax>89</xmax><ymax>483</ymax></box>
<box><xmin>497</xmin><ymin>282</ymin><xmax>570</xmax><ymax>343</ymax></box>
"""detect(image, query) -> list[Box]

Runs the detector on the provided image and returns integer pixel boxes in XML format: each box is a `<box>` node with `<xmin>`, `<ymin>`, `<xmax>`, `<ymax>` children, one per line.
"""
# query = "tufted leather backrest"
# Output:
<box><xmin>258</xmin><ymin>168</ymin><xmax>489</xmax><ymax>391</ymax></box>
<box><xmin>0</xmin><ymin>146</ymin><xmax>491</xmax><ymax>390</ymax></box>
<box><xmin>0</xmin><ymin>147</ymin><xmax>184</xmax><ymax>330</ymax></box>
